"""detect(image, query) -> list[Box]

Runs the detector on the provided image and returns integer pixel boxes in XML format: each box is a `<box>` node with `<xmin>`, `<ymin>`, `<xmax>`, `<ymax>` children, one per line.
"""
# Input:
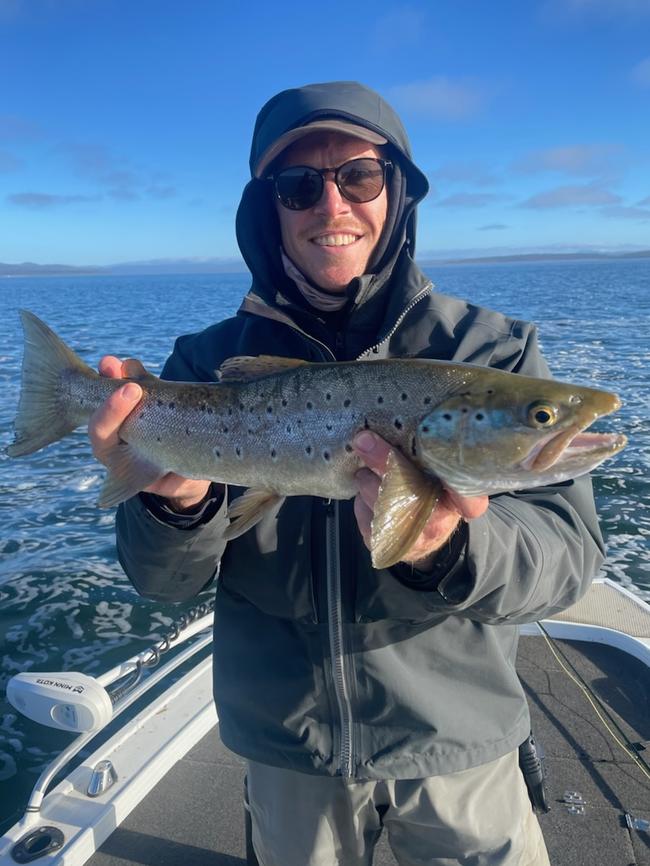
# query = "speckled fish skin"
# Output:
<box><xmin>9</xmin><ymin>310</ymin><xmax>627</xmax><ymax>512</ymax></box>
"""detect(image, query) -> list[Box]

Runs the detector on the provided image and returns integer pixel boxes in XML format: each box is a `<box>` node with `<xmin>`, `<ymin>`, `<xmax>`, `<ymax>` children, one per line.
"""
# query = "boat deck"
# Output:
<box><xmin>87</xmin><ymin>633</ymin><xmax>650</xmax><ymax>866</ymax></box>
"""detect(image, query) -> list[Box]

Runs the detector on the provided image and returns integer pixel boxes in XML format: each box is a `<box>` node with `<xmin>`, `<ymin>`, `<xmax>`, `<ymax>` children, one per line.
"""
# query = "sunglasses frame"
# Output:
<box><xmin>268</xmin><ymin>157</ymin><xmax>392</xmax><ymax>211</ymax></box>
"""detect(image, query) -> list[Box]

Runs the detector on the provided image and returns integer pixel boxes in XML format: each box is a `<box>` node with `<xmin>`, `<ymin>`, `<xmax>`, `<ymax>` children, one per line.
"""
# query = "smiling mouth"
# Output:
<box><xmin>523</xmin><ymin>427</ymin><xmax>627</xmax><ymax>472</ymax></box>
<box><xmin>311</xmin><ymin>233</ymin><xmax>360</xmax><ymax>247</ymax></box>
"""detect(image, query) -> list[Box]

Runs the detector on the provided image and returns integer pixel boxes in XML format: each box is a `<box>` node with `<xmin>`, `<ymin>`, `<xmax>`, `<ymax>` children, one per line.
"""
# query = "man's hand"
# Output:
<box><xmin>352</xmin><ymin>431</ymin><xmax>488</xmax><ymax>569</ymax></box>
<box><xmin>89</xmin><ymin>355</ymin><xmax>213</xmax><ymax>512</ymax></box>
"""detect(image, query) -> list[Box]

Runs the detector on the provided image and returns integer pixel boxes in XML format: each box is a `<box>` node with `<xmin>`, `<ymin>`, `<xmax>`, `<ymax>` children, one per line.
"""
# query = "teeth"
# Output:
<box><xmin>313</xmin><ymin>234</ymin><xmax>358</xmax><ymax>247</ymax></box>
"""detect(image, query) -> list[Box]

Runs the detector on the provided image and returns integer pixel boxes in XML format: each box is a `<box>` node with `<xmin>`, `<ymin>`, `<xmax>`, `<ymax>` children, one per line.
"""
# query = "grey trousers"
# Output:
<box><xmin>246</xmin><ymin>750</ymin><xmax>551</xmax><ymax>866</ymax></box>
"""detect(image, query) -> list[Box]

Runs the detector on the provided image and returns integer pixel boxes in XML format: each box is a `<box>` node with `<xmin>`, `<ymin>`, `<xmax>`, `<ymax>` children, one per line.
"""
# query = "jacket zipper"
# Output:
<box><xmin>247</xmin><ymin>282</ymin><xmax>432</xmax><ymax>778</ymax></box>
<box><xmin>324</xmin><ymin>499</ymin><xmax>354</xmax><ymax>776</ymax></box>
<box><xmin>358</xmin><ymin>283</ymin><xmax>432</xmax><ymax>359</ymax></box>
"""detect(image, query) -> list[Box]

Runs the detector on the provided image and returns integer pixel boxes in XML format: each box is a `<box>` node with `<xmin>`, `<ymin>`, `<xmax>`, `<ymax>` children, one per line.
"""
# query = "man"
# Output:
<box><xmin>90</xmin><ymin>82</ymin><xmax>605</xmax><ymax>865</ymax></box>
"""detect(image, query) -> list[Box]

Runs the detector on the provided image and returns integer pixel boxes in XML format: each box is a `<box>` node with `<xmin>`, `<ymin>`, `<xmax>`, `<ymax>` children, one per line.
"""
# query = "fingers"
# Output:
<box><xmin>351</xmin><ymin>431</ymin><xmax>392</xmax><ymax>476</ymax></box>
<box><xmin>89</xmin><ymin>382</ymin><xmax>142</xmax><ymax>463</ymax></box>
<box><xmin>98</xmin><ymin>355</ymin><xmax>125</xmax><ymax>378</ymax></box>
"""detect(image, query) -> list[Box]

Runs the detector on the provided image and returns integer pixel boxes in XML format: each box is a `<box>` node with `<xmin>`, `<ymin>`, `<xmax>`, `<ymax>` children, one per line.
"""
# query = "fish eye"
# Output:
<box><xmin>527</xmin><ymin>402</ymin><xmax>559</xmax><ymax>428</ymax></box>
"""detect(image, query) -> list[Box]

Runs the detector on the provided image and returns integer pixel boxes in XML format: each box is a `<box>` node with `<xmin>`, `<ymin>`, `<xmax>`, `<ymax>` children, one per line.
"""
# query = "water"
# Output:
<box><xmin>0</xmin><ymin>261</ymin><xmax>648</xmax><ymax>830</ymax></box>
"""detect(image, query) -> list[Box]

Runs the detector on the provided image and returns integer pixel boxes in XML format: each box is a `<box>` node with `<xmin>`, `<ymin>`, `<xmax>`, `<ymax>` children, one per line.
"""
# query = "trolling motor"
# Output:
<box><xmin>6</xmin><ymin>672</ymin><xmax>114</xmax><ymax>733</ymax></box>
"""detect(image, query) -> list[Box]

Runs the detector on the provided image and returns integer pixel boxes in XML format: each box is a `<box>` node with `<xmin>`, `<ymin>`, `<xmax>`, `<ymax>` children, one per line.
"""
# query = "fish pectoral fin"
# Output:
<box><xmin>370</xmin><ymin>451</ymin><xmax>442</xmax><ymax>569</ymax></box>
<box><xmin>122</xmin><ymin>358</ymin><xmax>159</xmax><ymax>381</ymax></box>
<box><xmin>98</xmin><ymin>444</ymin><xmax>165</xmax><ymax>508</ymax></box>
<box><xmin>223</xmin><ymin>488</ymin><xmax>285</xmax><ymax>540</ymax></box>
<box><xmin>218</xmin><ymin>355</ymin><xmax>309</xmax><ymax>382</ymax></box>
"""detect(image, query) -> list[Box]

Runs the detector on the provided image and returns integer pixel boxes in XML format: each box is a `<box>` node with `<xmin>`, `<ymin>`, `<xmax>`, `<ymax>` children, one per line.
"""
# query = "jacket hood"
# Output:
<box><xmin>235</xmin><ymin>81</ymin><xmax>430</xmax><ymax>335</ymax></box>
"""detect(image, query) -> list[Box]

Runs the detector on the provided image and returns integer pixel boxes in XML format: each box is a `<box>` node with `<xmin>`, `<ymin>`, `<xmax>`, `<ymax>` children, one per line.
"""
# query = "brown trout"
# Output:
<box><xmin>9</xmin><ymin>310</ymin><xmax>626</xmax><ymax>568</ymax></box>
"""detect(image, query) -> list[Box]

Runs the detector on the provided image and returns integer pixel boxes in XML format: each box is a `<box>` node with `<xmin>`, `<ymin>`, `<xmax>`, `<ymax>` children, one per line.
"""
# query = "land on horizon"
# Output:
<box><xmin>2</xmin><ymin>249</ymin><xmax>650</xmax><ymax>278</ymax></box>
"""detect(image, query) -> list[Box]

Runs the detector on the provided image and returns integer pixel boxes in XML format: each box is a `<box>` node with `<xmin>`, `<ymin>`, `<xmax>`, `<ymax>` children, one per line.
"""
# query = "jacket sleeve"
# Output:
<box><xmin>390</xmin><ymin>323</ymin><xmax>607</xmax><ymax>624</ymax></box>
<box><xmin>115</xmin><ymin>331</ymin><xmax>230</xmax><ymax>603</ymax></box>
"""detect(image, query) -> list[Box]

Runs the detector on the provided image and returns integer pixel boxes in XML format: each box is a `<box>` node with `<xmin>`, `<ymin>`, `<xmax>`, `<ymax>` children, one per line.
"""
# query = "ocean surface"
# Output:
<box><xmin>0</xmin><ymin>260</ymin><xmax>648</xmax><ymax>830</ymax></box>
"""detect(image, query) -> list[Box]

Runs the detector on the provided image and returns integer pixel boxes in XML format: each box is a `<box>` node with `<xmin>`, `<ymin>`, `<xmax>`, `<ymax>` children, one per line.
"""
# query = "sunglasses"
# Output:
<box><xmin>268</xmin><ymin>157</ymin><xmax>392</xmax><ymax>211</ymax></box>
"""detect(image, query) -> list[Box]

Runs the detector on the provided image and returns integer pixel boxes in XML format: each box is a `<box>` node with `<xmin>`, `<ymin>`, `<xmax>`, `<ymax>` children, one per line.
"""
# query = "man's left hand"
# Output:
<box><xmin>352</xmin><ymin>431</ymin><xmax>488</xmax><ymax>570</ymax></box>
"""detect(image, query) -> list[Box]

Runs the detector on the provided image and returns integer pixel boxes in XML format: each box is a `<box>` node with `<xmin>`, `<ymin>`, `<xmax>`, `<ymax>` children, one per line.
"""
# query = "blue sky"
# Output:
<box><xmin>1</xmin><ymin>0</ymin><xmax>649</xmax><ymax>266</ymax></box>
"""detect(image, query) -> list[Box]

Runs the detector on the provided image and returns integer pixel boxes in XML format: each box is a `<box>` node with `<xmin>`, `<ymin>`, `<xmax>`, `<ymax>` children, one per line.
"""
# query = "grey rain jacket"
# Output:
<box><xmin>116</xmin><ymin>82</ymin><xmax>606</xmax><ymax>780</ymax></box>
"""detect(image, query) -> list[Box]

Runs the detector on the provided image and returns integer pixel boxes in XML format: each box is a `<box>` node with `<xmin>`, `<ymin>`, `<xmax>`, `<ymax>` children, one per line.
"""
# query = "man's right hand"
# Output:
<box><xmin>88</xmin><ymin>355</ymin><xmax>214</xmax><ymax>512</ymax></box>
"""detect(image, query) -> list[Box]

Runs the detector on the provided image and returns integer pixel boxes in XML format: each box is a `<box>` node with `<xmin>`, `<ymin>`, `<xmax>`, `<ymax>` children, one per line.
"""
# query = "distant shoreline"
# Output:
<box><xmin>1</xmin><ymin>250</ymin><xmax>649</xmax><ymax>277</ymax></box>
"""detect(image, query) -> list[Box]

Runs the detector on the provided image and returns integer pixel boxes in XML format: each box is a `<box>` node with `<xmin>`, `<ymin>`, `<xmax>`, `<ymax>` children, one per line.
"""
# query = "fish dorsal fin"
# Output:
<box><xmin>122</xmin><ymin>358</ymin><xmax>158</xmax><ymax>381</ymax></box>
<box><xmin>370</xmin><ymin>451</ymin><xmax>442</xmax><ymax>569</ymax></box>
<box><xmin>218</xmin><ymin>355</ymin><xmax>309</xmax><ymax>382</ymax></box>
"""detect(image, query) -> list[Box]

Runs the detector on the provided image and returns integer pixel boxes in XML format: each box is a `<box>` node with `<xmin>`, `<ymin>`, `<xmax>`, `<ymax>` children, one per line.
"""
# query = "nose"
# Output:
<box><xmin>313</xmin><ymin>177</ymin><xmax>351</xmax><ymax>216</ymax></box>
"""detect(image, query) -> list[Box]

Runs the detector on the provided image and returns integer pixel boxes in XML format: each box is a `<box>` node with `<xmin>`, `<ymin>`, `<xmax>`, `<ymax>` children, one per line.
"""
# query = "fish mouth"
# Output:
<box><xmin>523</xmin><ymin>426</ymin><xmax>628</xmax><ymax>473</ymax></box>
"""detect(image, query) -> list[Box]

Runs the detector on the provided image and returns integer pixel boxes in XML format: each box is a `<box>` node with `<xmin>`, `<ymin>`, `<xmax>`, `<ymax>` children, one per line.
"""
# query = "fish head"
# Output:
<box><xmin>415</xmin><ymin>372</ymin><xmax>627</xmax><ymax>496</ymax></box>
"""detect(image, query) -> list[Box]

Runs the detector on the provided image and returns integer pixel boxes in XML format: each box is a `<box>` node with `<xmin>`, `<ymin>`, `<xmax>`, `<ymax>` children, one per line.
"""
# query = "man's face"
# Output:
<box><xmin>274</xmin><ymin>133</ymin><xmax>388</xmax><ymax>292</ymax></box>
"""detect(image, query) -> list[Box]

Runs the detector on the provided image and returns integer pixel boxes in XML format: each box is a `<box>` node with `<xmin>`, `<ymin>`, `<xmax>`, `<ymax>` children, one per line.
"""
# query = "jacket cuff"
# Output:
<box><xmin>391</xmin><ymin>521</ymin><xmax>469</xmax><ymax>591</ymax></box>
<box><xmin>139</xmin><ymin>484</ymin><xmax>225</xmax><ymax>530</ymax></box>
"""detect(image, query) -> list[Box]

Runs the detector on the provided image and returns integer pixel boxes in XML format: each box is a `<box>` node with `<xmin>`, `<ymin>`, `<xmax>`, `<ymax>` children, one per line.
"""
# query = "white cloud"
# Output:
<box><xmin>8</xmin><ymin>192</ymin><xmax>101</xmax><ymax>208</ymax></box>
<box><xmin>519</xmin><ymin>185</ymin><xmax>622</xmax><ymax>208</ymax></box>
<box><xmin>600</xmin><ymin>205</ymin><xmax>650</xmax><ymax>221</ymax></box>
<box><xmin>513</xmin><ymin>144</ymin><xmax>623</xmax><ymax>178</ymax></box>
<box><xmin>387</xmin><ymin>77</ymin><xmax>489</xmax><ymax>121</ymax></box>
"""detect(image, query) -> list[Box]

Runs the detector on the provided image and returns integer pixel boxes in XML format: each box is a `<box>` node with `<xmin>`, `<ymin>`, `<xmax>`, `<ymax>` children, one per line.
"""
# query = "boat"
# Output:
<box><xmin>0</xmin><ymin>577</ymin><xmax>648</xmax><ymax>866</ymax></box>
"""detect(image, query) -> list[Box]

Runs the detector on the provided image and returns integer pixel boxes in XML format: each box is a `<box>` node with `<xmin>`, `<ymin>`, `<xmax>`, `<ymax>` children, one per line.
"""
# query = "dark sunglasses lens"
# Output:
<box><xmin>338</xmin><ymin>159</ymin><xmax>386</xmax><ymax>203</ymax></box>
<box><xmin>275</xmin><ymin>167</ymin><xmax>322</xmax><ymax>210</ymax></box>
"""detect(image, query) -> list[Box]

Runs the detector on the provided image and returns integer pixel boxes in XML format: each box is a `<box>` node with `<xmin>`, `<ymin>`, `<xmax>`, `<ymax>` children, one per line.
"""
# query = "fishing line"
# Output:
<box><xmin>537</xmin><ymin>623</ymin><xmax>650</xmax><ymax>784</ymax></box>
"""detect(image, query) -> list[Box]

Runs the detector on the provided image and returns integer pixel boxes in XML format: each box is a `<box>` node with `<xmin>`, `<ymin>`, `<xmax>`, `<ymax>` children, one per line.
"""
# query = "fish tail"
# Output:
<box><xmin>7</xmin><ymin>310</ymin><xmax>97</xmax><ymax>457</ymax></box>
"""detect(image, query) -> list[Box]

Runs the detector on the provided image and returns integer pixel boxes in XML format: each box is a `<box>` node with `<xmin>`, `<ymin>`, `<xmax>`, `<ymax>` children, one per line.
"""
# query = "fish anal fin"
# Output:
<box><xmin>223</xmin><ymin>488</ymin><xmax>285</xmax><ymax>540</ymax></box>
<box><xmin>370</xmin><ymin>451</ymin><xmax>442</xmax><ymax>569</ymax></box>
<box><xmin>98</xmin><ymin>443</ymin><xmax>165</xmax><ymax>508</ymax></box>
<box><xmin>218</xmin><ymin>356</ymin><xmax>309</xmax><ymax>382</ymax></box>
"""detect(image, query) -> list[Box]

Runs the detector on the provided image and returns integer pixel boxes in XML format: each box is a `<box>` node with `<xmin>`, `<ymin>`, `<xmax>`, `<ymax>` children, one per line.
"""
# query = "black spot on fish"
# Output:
<box><xmin>461</xmin><ymin>407</ymin><xmax>468</xmax><ymax>414</ymax></box>
<box><xmin>344</xmin><ymin>398</ymin><xmax>351</xmax><ymax>408</ymax></box>
<box><xmin>79</xmin><ymin>398</ymin><xmax>84</xmax><ymax>405</ymax></box>
<box><xmin>363</xmin><ymin>417</ymin><xmax>370</xmax><ymax>429</ymax></box>
<box><xmin>239</xmin><ymin>402</ymin><xmax>245</xmax><ymax>411</ymax></box>
<box><xmin>423</xmin><ymin>397</ymin><xmax>431</xmax><ymax>405</ymax></box>
<box><xmin>306</xmin><ymin>401</ymin><xmax>313</xmax><ymax>410</ymax></box>
<box><xmin>207</xmin><ymin>407</ymin><xmax>213</xmax><ymax>415</ymax></box>
<box><xmin>169</xmin><ymin>402</ymin><xmax>175</xmax><ymax>410</ymax></box>
<box><xmin>411</xmin><ymin>438</ymin><xmax>417</xmax><ymax>457</ymax></box>
<box><xmin>345</xmin><ymin>443</ymin><xmax>353</xmax><ymax>453</ymax></box>
<box><xmin>215</xmin><ymin>449</ymin><xmax>221</xmax><ymax>458</ymax></box>
<box><xmin>296</xmin><ymin>418</ymin><xmax>302</xmax><ymax>425</ymax></box>
<box><xmin>248</xmin><ymin>428</ymin><xmax>254</xmax><ymax>435</ymax></box>
<box><xmin>235</xmin><ymin>446</ymin><xmax>242</xmax><ymax>458</ymax></box>
<box><xmin>282</xmin><ymin>398</ymin><xmax>288</xmax><ymax>407</ymax></box>
<box><xmin>157</xmin><ymin>399</ymin><xmax>163</xmax><ymax>407</ymax></box>
<box><xmin>326</xmin><ymin>423</ymin><xmax>333</xmax><ymax>432</ymax></box>
<box><xmin>185</xmin><ymin>427</ymin><xmax>191</xmax><ymax>436</ymax></box>
<box><xmin>422</xmin><ymin>425</ymin><xmax>430</xmax><ymax>434</ymax></box>
<box><xmin>475</xmin><ymin>412</ymin><xmax>485</xmax><ymax>421</ymax></box>
<box><xmin>267</xmin><ymin>405</ymin><xmax>273</xmax><ymax>414</ymax></box>
<box><xmin>323</xmin><ymin>451</ymin><xmax>330</xmax><ymax>461</ymax></box>
<box><xmin>223</xmin><ymin>426</ymin><xmax>229</xmax><ymax>434</ymax></box>
<box><xmin>228</xmin><ymin>407</ymin><xmax>233</xmax><ymax>416</ymax></box>
<box><xmin>325</xmin><ymin>393</ymin><xmax>331</xmax><ymax>401</ymax></box>
<box><xmin>286</xmin><ymin>425</ymin><xmax>292</xmax><ymax>434</ymax></box>
<box><xmin>394</xmin><ymin>419</ymin><xmax>403</xmax><ymax>430</ymax></box>
<box><xmin>306</xmin><ymin>445</ymin><xmax>312</xmax><ymax>455</ymax></box>
<box><xmin>401</xmin><ymin>393</ymin><xmax>408</xmax><ymax>401</ymax></box>
<box><xmin>443</xmin><ymin>413</ymin><xmax>452</xmax><ymax>421</ymax></box>
<box><xmin>487</xmin><ymin>389</ymin><xmax>494</xmax><ymax>395</ymax></box>
<box><xmin>156</xmin><ymin>436</ymin><xmax>161</xmax><ymax>442</ymax></box>
<box><xmin>377</xmin><ymin>396</ymin><xmax>384</xmax><ymax>405</ymax></box>
<box><xmin>271</xmin><ymin>449</ymin><xmax>276</xmax><ymax>459</ymax></box>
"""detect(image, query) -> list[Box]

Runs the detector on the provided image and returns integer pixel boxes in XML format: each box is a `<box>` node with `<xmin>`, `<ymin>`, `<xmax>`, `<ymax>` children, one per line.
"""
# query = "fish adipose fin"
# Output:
<box><xmin>218</xmin><ymin>356</ymin><xmax>308</xmax><ymax>382</ymax></box>
<box><xmin>8</xmin><ymin>310</ymin><xmax>97</xmax><ymax>458</ymax></box>
<box><xmin>98</xmin><ymin>444</ymin><xmax>165</xmax><ymax>508</ymax></box>
<box><xmin>371</xmin><ymin>451</ymin><xmax>442</xmax><ymax>569</ymax></box>
<box><xmin>121</xmin><ymin>358</ymin><xmax>158</xmax><ymax>381</ymax></box>
<box><xmin>223</xmin><ymin>488</ymin><xmax>285</xmax><ymax>540</ymax></box>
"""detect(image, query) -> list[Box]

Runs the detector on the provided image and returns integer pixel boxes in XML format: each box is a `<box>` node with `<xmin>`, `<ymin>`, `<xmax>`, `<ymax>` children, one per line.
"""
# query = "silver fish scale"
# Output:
<box><xmin>115</xmin><ymin>361</ymin><xmax>476</xmax><ymax>498</ymax></box>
